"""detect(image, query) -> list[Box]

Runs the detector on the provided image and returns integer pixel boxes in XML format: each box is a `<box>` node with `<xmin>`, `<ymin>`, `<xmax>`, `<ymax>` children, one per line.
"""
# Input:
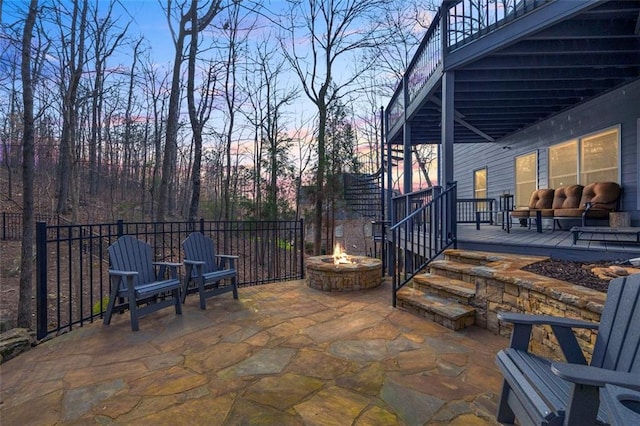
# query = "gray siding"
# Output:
<box><xmin>454</xmin><ymin>80</ymin><xmax>640</xmax><ymax>225</ymax></box>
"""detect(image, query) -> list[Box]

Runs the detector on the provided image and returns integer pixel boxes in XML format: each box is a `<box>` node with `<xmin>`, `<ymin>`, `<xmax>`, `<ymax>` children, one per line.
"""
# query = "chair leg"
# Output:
<box><xmin>104</xmin><ymin>278</ymin><xmax>119</xmax><ymax>326</ymax></box>
<box><xmin>496</xmin><ymin>382</ymin><xmax>516</xmax><ymax>424</ymax></box>
<box><xmin>564</xmin><ymin>384</ymin><xmax>600</xmax><ymax>426</ymax></box>
<box><xmin>129</xmin><ymin>297</ymin><xmax>140</xmax><ymax>332</ymax></box>
<box><xmin>173</xmin><ymin>288</ymin><xmax>182</xmax><ymax>315</ymax></box>
<box><xmin>182</xmin><ymin>265</ymin><xmax>193</xmax><ymax>304</ymax></box>
<box><xmin>198</xmin><ymin>277</ymin><xmax>207</xmax><ymax>310</ymax></box>
<box><xmin>232</xmin><ymin>277</ymin><xmax>239</xmax><ymax>300</ymax></box>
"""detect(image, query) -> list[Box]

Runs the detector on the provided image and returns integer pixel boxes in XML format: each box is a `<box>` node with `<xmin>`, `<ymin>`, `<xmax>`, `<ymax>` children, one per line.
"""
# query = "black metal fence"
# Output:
<box><xmin>34</xmin><ymin>219</ymin><xmax>304</xmax><ymax>339</ymax></box>
<box><xmin>1</xmin><ymin>212</ymin><xmax>61</xmax><ymax>240</ymax></box>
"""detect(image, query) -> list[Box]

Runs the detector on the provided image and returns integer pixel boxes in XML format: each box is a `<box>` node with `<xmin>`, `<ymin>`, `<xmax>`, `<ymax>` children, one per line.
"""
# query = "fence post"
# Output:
<box><xmin>199</xmin><ymin>218</ymin><xmax>205</xmax><ymax>233</ymax></box>
<box><xmin>300</xmin><ymin>219</ymin><xmax>305</xmax><ymax>279</ymax></box>
<box><xmin>36</xmin><ymin>221</ymin><xmax>48</xmax><ymax>340</ymax></box>
<box><xmin>117</xmin><ymin>219</ymin><xmax>124</xmax><ymax>237</ymax></box>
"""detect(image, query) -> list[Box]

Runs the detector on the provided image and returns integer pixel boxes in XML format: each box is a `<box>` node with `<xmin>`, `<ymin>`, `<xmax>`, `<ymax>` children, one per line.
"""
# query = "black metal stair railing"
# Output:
<box><xmin>389</xmin><ymin>183</ymin><xmax>458</xmax><ymax>307</ymax></box>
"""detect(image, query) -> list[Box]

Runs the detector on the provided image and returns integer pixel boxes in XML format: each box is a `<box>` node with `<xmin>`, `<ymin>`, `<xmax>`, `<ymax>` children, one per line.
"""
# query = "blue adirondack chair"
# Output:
<box><xmin>496</xmin><ymin>273</ymin><xmax>640</xmax><ymax>425</ymax></box>
<box><xmin>105</xmin><ymin>235</ymin><xmax>182</xmax><ymax>331</ymax></box>
<box><xmin>182</xmin><ymin>232</ymin><xmax>238</xmax><ymax>309</ymax></box>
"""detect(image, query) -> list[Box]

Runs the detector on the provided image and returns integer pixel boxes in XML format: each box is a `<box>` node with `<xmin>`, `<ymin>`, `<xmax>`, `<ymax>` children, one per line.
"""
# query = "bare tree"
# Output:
<box><xmin>279</xmin><ymin>0</ymin><xmax>386</xmax><ymax>254</ymax></box>
<box><xmin>157</xmin><ymin>0</ymin><xmax>223</xmax><ymax>222</ymax></box>
<box><xmin>413</xmin><ymin>144</ymin><xmax>436</xmax><ymax>188</ymax></box>
<box><xmin>243</xmin><ymin>37</ymin><xmax>298</xmax><ymax>219</ymax></box>
<box><xmin>186</xmin><ymin>9</ymin><xmax>220</xmax><ymax>221</ymax></box>
<box><xmin>216</xmin><ymin>0</ymin><xmax>253</xmax><ymax>221</ymax></box>
<box><xmin>17</xmin><ymin>0</ymin><xmax>38</xmax><ymax>329</ymax></box>
<box><xmin>140</xmin><ymin>54</ymin><xmax>171</xmax><ymax>220</ymax></box>
<box><xmin>87</xmin><ymin>0</ymin><xmax>129</xmax><ymax>195</ymax></box>
<box><xmin>51</xmin><ymin>0</ymin><xmax>89</xmax><ymax>215</ymax></box>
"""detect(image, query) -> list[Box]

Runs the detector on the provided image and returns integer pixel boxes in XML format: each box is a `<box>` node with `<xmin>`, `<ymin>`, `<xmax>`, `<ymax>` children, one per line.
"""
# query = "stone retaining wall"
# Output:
<box><xmin>445</xmin><ymin>249</ymin><xmax>607</xmax><ymax>361</ymax></box>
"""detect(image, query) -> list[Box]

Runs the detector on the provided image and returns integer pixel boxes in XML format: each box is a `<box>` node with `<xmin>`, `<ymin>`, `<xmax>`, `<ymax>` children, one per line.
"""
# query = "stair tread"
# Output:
<box><xmin>413</xmin><ymin>273</ymin><xmax>476</xmax><ymax>297</ymax></box>
<box><xmin>397</xmin><ymin>287</ymin><xmax>475</xmax><ymax>320</ymax></box>
<box><xmin>430</xmin><ymin>259</ymin><xmax>499</xmax><ymax>279</ymax></box>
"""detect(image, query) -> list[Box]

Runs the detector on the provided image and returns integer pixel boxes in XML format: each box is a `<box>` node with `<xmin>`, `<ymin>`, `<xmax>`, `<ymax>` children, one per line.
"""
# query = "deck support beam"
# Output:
<box><xmin>441</xmin><ymin>71</ymin><xmax>455</xmax><ymax>188</ymax></box>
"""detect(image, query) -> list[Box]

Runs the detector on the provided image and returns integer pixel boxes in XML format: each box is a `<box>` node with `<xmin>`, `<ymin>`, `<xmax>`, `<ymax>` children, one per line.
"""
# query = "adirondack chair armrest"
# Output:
<box><xmin>183</xmin><ymin>259</ymin><xmax>205</xmax><ymax>278</ymax></box>
<box><xmin>183</xmin><ymin>259</ymin><xmax>206</xmax><ymax>266</ymax></box>
<box><xmin>108</xmin><ymin>269</ymin><xmax>138</xmax><ymax>295</ymax></box>
<box><xmin>551</xmin><ymin>363</ymin><xmax>640</xmax><ymax>392</ymax></box>
<box><xmin>215</xmin><ymin>254</ymin><xmax>238</xmax><ymax>269</ymax></box>
<box><xmin>108</xmin><ymin>269</ymin><xmax>138</xmax><ymax>278</ymax></box>
<box><xmin>152</xmin><ymin>261</ymin><xmax>181</xmax><ymax>279</ymax></box>
<box><xmin>498</xmin><ymin>312</ymin><xmax>597</xmax><ymax>362</ymax></box>
<box><xmin>497</xmin><ymin>312</ymin><xmax>599</xmax><ymax>329</ymax></box>
<box><xmin>153</xmin><ymin>261</ymin><xmax>182</xmax><ymax>267</ymax></box>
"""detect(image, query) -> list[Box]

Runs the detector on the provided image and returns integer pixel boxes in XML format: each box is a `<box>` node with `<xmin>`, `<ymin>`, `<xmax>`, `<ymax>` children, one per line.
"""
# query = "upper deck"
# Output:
<box><xmin>386</xmin><ymin>0</ymin><xmax>640</xmax><ymax>146</ymax></box>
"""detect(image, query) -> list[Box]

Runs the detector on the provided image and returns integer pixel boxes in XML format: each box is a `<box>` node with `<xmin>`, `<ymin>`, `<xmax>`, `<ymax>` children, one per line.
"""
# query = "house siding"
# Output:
<box><xmin>454</xmin><ymin>79</ymin><xmax>640</xmax><ymax>225</ymax></box>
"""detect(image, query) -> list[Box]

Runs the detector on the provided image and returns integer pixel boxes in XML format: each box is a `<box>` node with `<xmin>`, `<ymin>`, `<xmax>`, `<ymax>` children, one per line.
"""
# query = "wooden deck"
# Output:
<box><xmin>456</xmin><ymin>223</ymin><xmax>640</xmax><ymax>262</ymax></box>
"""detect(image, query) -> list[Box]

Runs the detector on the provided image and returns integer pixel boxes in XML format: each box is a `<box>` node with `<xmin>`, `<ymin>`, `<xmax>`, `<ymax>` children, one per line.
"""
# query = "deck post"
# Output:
<box><xmin>441</xmin><ymin>71</ymin><xmax>454</xmax><ymax>191</ymax></box>
<box><xmin>402</xmin><ymin>74</ymin><xmax>412</xmax><ymax>195</ymax></box>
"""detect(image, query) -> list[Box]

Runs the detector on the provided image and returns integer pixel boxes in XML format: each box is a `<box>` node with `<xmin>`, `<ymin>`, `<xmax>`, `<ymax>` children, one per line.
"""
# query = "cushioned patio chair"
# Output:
<box><xmin>559</xmin><ymin>181</ymin><xmax>622</xmax><ymax>227</ymax></box>
<box><xmin>549</xmin><ymin>184</ymin><xmax>584</xmax><ymax>230</ymax></box>
<box><xmin>182</xmin><ymin>232</ymin><xmax>239</xmax><ymax>310</ymax></box>
<box><xmin>510</xmin><ymin>189</ymin><xmax>555</xmax><ymax>229</ymax></box>
<box><xmin>496</xmin><ymin>273</ymin><xmax>640</xmax><ymax>425</ymax></box>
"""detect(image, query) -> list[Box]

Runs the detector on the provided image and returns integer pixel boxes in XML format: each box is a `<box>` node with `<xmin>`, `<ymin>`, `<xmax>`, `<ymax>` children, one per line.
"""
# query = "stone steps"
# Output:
<box><xmin>412</xmin><ymin>273</ymin><xmax>476</xmax><ymax>305</ymax></box>
<box><xmin>395</xmin><ymin>249</ymin><xmax>548</xmax><ymax>331</ymax></box>
<box><xmin>396</xmin><ymin>286</ymin><xmax>476</xmax><ymax>331</ymax></box>
<box><xmin>396</xmin><ymin>260</ymin><xmax>478</xmax><ymax>331</ymax></box>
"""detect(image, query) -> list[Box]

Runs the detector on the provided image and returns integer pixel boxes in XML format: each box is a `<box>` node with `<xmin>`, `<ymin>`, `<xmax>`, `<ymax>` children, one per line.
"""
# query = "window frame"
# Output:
<box><xmin>473</xmin><ymin>167</ymin><xmax>487</xmax><ymax>199</ymax></box>
<box><xmin>514</xmin><ymin>151</ymin><xmax>538</xmax><ymax>208</ymax></box>
<box><xmin>548</xmin><ymin>125</ymin><xmax>620</xmax><ymax>187</ymax></box>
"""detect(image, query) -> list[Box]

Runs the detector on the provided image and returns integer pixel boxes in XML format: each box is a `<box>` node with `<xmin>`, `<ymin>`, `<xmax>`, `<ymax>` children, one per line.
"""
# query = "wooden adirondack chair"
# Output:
<box><xmin>182</xmin><ymin>232</ymin><xmax>238</xmax><ymax>309</ymax></box>
<box><xmin>495</xmin><ymin>273</ymin><xmax>640</xmax><ymax>425</ymax></box>
<box><xmin>105</xmin><ymin>235</ymin><xmax>182</xmax><ymax>331</ymax></box>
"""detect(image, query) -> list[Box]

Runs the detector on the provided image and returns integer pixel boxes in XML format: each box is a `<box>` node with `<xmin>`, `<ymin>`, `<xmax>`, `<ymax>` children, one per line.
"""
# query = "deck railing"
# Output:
<box><xmin>457</xmin><ymin>198</ymin><xmax>496</xmax><ymax>224</ymax></box>
<box><xmin>34</xmin><ymin>219</ymin><xmax>304</xmax><ymax>339</ymax></box>
<box><xmin>389</xmin><ymin>183</ymin><xmax>457</xmax><ymax>306</ymax></box>
<box><xmin>447</xmin><ymin>0</ymin><xmax>549</xmax><ymax>50</ymax></box>
<box><xmin>387</xmin><ymin>0</ymin><xmax>549</xmax><ymax>131</ymax></box>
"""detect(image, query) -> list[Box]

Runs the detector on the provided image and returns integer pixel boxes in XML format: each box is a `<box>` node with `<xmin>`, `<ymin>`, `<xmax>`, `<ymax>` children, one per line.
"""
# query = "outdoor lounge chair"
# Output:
<box><xmin>105</xmin><ymin>235</ymin><xmax>183</xmax><ymax>331</ymax></box>
<box><xmin>510</xmin><ymin>188</ymin><xmax>555</xmax><ymax>229</ymax></box>
<box><xmin>495</xmin><ymin>273</ymin><xmax>640</xmax><ymax>425</ymax></box>
<box><xmin>182</xmin><ymin>232</ymin><xmax>238</xmax><ymax>309</ymax></box>
<box><xmin>553</xmin><ymin>181</ymin><xmax>622</xmax><ymax>228</ymax></box>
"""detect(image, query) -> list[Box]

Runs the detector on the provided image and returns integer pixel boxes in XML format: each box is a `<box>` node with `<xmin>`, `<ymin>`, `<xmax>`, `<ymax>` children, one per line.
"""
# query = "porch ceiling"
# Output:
<box><xmin>393</xmin><ymin>0</ymin><xmax>640</xmax><ymax>146</ymax></box>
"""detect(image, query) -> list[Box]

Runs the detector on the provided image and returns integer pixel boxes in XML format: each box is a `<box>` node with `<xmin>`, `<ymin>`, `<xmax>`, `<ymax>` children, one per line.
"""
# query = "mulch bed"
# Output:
<box><xmin>522</xmin><ymin>259</ymin><xmax>615</xmax><ymax>293</ymax></box>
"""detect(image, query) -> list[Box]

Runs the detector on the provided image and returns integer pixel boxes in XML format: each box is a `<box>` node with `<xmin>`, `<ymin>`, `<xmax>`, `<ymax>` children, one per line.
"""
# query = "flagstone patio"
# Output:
<box><xmin>0</xmin><ymin>279</ymin><xmax>506</xmax><ymax>425</ymax></box>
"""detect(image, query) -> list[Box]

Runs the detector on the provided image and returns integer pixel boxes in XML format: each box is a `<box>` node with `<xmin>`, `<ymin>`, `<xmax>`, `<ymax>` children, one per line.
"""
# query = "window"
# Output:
<box><xmin>581</xmin><ymin>128</ymin><xmax>619</xmax><ymax>183</ymax></box>
<box><xmin>548</xmin><ymin>127</ymin><xmax>619</xmax><ymax>187</ymax></box>
<box><xmin>515</xmin><ymin>152</ymin><xmax>537</xmax><ymax>208</ymax></box>
<box><xmin>548</xmin><ymin>140</ymin><xmax>577</xmax><ymax>188</ymax></box>
<box><xmin>474</xmin><ymin>168</ymin><xmax>487</xmax><ymax>199</ymax></box>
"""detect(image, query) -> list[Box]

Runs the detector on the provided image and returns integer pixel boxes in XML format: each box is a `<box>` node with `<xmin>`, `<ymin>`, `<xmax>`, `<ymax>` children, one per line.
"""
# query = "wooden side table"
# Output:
<box><xmin>610</xmin><ymin>212</ymin><xmax>630</xmax><ymax>227</ymax></box>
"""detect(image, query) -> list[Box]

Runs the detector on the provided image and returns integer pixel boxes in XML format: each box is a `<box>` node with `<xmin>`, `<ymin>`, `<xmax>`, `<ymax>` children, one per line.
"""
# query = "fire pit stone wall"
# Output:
<box><xmin>306</xmin><ymin>255</ymin><xmax>382</xmax><ymax>291</ymax></box>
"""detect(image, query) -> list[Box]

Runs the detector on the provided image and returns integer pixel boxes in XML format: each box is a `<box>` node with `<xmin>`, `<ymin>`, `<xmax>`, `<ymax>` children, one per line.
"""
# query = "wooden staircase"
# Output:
<box><xmin>396</xmin><ymin>250</ymin><xmax>529</xmax><ymax>331</ymax></box>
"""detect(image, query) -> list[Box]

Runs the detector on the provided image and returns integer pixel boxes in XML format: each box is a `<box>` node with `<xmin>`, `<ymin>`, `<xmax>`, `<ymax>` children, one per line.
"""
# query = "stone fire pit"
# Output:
<box><xmin>306</xmin><ymin>255</ymin><xmax>382</xmax><ymax>292</ymax></box>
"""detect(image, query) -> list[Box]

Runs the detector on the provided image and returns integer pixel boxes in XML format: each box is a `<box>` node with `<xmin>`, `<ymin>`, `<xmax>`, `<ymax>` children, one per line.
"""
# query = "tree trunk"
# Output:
<box><xmin>18</xmin><ymin>0</ymin><xmax>38</xmax><ymax>329</ymax></box>
<box><xmin>313</xmin><ymin>105</ymin><xmax>327</xmax><ymax>255</ymax></box>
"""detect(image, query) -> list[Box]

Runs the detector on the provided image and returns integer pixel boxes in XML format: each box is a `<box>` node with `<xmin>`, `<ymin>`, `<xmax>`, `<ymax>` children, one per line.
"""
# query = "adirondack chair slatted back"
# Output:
<box><xmin>108</xmin><ymin>235</ymin><xmax>156</xmax><ymax>286</ymax></box>
<box><xmin>183</xmin><ymin>232</ymin><xmax>218</xmax><ymax>274</ymax></box>
<box><xmin>591</xmin><ymin>275</ymin><xmax>640</xmax><ymax>373</ymax></box>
